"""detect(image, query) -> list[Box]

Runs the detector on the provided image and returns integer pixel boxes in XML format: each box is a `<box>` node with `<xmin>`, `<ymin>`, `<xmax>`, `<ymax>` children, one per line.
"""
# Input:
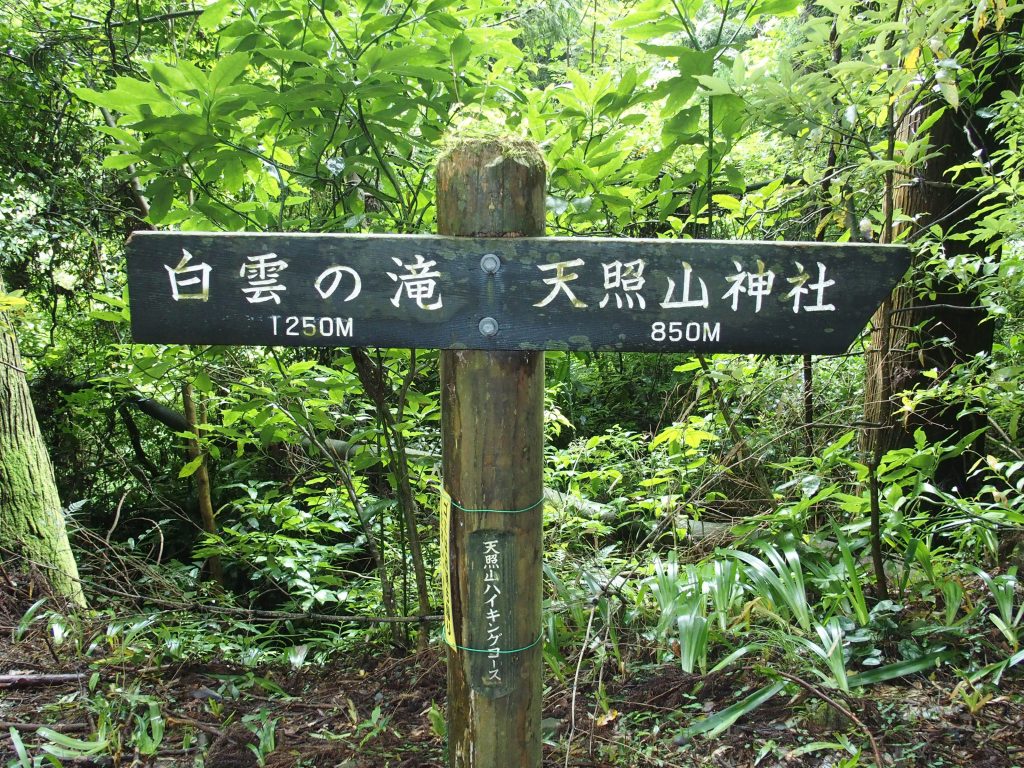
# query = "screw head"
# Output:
<box><xmin>478</xmin><ymin>316</ymin><xmax>499</xmax><ymax>337</ymax></box>
<box><xmin>480</xmin><ymin>253</ymin><xmax>501</xmax><ymax>274</ymax></box>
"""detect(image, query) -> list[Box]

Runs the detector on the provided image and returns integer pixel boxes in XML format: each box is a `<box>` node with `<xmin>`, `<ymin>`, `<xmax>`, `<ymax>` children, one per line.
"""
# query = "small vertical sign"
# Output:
<box><xmin>467</xmin><ymin>529</ymin><xmax>515</xmax><ymax>698</ymax></box>
<box><xmin>439</xmin><ymin>490</ymin><xmax>455</xmax><ymax>648</ymax></box>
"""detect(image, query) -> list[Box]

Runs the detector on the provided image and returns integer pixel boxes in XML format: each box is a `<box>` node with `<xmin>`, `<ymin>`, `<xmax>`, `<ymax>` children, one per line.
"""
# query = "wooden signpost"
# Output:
<box><xmin>128</xmin><ymin>233</ymin><xmax>908</xmax><ymax>355</ymax></box>
<box><xmin>125</xmin><ymin>139</ymin><xmax>910</xmax><ymax>768</ymax></box>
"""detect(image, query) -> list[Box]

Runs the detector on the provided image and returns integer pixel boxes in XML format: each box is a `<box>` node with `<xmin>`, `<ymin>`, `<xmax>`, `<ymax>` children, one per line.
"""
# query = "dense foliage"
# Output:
<box><xmin>3</xmin><ymin>0</ymin><xmax>1024</xmax><ymax>765</ymax></box>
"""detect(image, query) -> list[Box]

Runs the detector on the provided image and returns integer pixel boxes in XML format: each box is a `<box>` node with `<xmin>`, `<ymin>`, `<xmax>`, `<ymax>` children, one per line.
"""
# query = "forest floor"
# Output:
<box><xmin>2</xmin><ymin>587</ymin><xmax>1023</xmax><ymax>767</ymax></box>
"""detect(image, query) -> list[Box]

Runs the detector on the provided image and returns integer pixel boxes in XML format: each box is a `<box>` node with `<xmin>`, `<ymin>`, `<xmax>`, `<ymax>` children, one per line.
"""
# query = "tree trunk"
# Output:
<box><xmin>182</xmin><ymin>382</ymin><xmax>224</xmax><ymax>587</ymax></box>
<box><xmin>863</xmin><ymin>31</ymin><xmax>1017</xmax><ymax>493</ymax></box>
<box><xmin>350</xmin><ymin>348</ymin><xmax>432</xmax><ymax>651</ymax></box>
<box><xmin>0</xmin><ymin>302</ymin><xmax>85</xmax><ymax>606</ymax></box>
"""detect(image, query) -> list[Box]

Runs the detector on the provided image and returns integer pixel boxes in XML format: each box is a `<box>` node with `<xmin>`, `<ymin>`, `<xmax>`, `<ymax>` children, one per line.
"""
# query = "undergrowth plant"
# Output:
<box><xmin>5</xmin><ymin>0</ymin><xmax>1024</xmax><ymax>764</ymax></box>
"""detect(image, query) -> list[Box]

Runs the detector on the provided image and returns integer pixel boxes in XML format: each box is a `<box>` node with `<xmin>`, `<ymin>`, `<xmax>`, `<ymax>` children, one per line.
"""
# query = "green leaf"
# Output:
<box><xmin>72</xmin><ymin>85</ymin><xmax>112</xmax><ymax>107</ymax></box>
<box><xmin>968</xmin><ymin>648</ymin><xmax>1024</xmax><ymax>684</ymax></box>
<box><xmin>179</xmin><ymin>456</ymin><xmax>204</xmax><ymax>479</ymax></box>
<box><xmin>637</xmin><ymin>43</ymin><xmax>695</xmax><ymax>58</ymax></box>
<box><xmin>89</xmin><ymin>310</ymin><xmax>128</xmax><ymax>323</ymax></box>
<box><xmin>9</xmin><ymin>727</ymin><xmax>32</xmax><ymax>767</ymax></box>
<box><xmin>0</xmin><ymin>292</ymin><xmax>28</xmax><ymax>313</ymax></box>
<box><xmin>74</xmin><ymin>78</ymin><xmax>167</xmax><ymax>113</ymax></box>
<box><xmin>36</xmin><ymin>728</ymin><xmax>108</xmax><ymax>758</ymax></box>
<box><xmin>835</xmin><ymin>526</ymin><xmax>870</xmax><ymax>626</ymax></box>
<box><xmin>193</xmin><ymin>370</ymin><xmax>214</xmax><ymax>393</ymax></box>
<box><xmin>222</xmin><ymin>408</ymin><xmax>243</xmax><ymax>427</ymax></box>
<box><xmin>198</xmin><ymin>0</ymin><xmax>234</xmax><ymax>29</ymax></box>
<box><xmin>144</xmin><ymin>62</ymin><xmax>186</xmax><ymax>93</ymax></box>
<box><xmin>146</xmin><ymin>178</ymin><xmax>175</xmax><ymax>224</ymax></box>
<box><xmin>387</xmin><ymin>64</ymin><xmax>451</xmax><ymax>80</ymax></box>
<box><xmin>613</xmin><ymin>3</ymin><xmax>684</xmax><ymax>39</ymax></box>
<box><xmin>749</xmin><ymin>0</ymin><xmax>801</xmax><ymax>19</ymax></box>
<box><xmin>254</xmin><ymin>48</ymin><xmax>321</xmax><ymax>66</ymax></box>
<box><xmin>102</xmin><ymin>154</ymin><xmax>141</xmax><ymax>170</ymax></box>
<box><xmin>849</xmin><ymin>650</ymin><xmax>953</xmax><ymax>686</ymax></box>
<box><xmin>210</xmin><ymin>52</ymin><xmax>251</xmax><ymax>92</ymax></box>
<box><xmin>713</xmin><ymin>94</ymin><xmax>748</xmax><ymax>139</ymax></box>
<box><xmin>937</xmin><ymin>81</ymin><xmax>960</xmax><ymax>110</ymax></box>
<box><xmin>639</xmin><ymin>476</ymin><xmax>671</xmax><ymax>487</ymax></box>
<box><xmin>451</xmin><ymin>32</ymin><xmax>473</xmax><ymax>68</ymax></box>
<box><xmin>694</xmin><ymin>75</ymin><xmax>734</xmax><ymax>96</ymax></box>
<box><xmin>663</xmin><ymin>105</ymin><xmax>702</xmax><ymax>142</ymax></box>
<box><xmin>709</xmin><ymin>645</ymin><xmax>754</xmax><ymax>673</ymax></box>
<box><xmin>425</xmin><ymin>11</ymin><xmax>463</xmax><ymax>32</ymax></box>
<box><xmin>712</xmin><ymin>194</ymin><xmax>742</xmax><ymax>212</ymax></box>
<box><xmin>683</xmin><ymin>427</ymin><xmax>718</xmax><ymax>448</ymax></box>
<box><xmin>676</xmin><ymin>48</ymin><xmax>716</xmax><ymax>81</ymax></box>
<box><xmin>95</xmin><ymin>124</ymin><xmax>140</xmax><ymax>146</ymax></box>
<box><xmin>679</xmin><ymin>681</ymin><xmax>786</xmax><ymax>740</ymax></box>
<box><xmin>916</xmin><ymin>106</ymin><xmax>948</xmax><ymax>135</ymax></box>
<box><xmin>14</xmin><ymin>598</ymin><xmax>48</xmax><ymax>641</ymax></box>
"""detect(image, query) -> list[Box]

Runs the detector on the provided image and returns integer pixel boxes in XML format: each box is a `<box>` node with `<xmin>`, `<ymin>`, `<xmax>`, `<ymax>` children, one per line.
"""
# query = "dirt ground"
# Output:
<box><xmin>2</xmin><ymin>585</ymin><xmax>1023</xmax><ymax>767</ymax></box>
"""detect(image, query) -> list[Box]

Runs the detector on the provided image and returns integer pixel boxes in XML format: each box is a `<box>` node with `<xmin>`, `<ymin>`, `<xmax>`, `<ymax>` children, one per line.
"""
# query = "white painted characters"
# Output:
<box><xmin>600</xmin><ymin>259</ymin><xmax>646</xmax><ymax>309</ymax></box>
<box><xmin>723</xmin><ymin>259</ymin><xmax>775</xmax><ymax>313</ymax></box>
<box><xmin>165</xmin><ymin>250</ymin><xmax>211</xmax><ymax>302</ymax></box>
<box><xmin>530</xmin><ymin>257</ymin><xmax>836</xmax><ymax>316</ymax></box>
<box><xmin>314</xmin><ymin>265</ymin><xmax>362</xmax><ymax>302</ymax></box>
<box><xmin>534</xmin><ymin>259</ymin><xmax>587</xmax><ymax>308</ymax></box>
<box><xmin>661</xmin><ymin>262</ymin><xmax>709</xmax><ymax>309</ymax></box>
<box><xmin>483</xmin><ymin>538</ymin><xmax>503</xmax><ymax>684</ymax></box>
<box><xmin>160</xmin><ymin>249</ymin><xmax>840</xmax><ymax>321</ymax></box>
<box><xmin>786</xmin><ymin>262</ymin><xmax>837</xmax><ymax>313</ymax></box>
<box><xmin>387</xmin><ymin>254</ymin><xmax>443</xmax><ymax>310</ymax></box>
<box><xmin>240</xmin><ymin>253</ymin><xmax>289</xmax><ymax>304</ymax></box>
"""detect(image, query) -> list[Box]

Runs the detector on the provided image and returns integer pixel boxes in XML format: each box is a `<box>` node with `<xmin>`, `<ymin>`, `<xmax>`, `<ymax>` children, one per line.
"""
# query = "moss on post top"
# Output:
<box><xmin>437</xmin><ymin>130</ymin><xmax>546</xmax><ymax>171</ymax></box>
<box><xmin>436</xmin><ymin>133</ymin><xmax>546</xmax><ymax>239</ymax></box>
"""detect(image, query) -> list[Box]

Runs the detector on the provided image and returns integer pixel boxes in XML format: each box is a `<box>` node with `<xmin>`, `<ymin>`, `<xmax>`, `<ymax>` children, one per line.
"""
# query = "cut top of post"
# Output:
<box><xmin>436</xmin><ymin>138</ymin><xmax>547</xmax><ymax>239</ymax></box>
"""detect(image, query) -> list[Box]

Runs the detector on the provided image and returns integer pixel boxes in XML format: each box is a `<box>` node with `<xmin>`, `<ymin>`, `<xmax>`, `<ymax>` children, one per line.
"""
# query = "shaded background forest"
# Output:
<box><xmin>2</xmin><ymin>0</ymin><xmax>1024</xmax><ymax>765</ymax></box>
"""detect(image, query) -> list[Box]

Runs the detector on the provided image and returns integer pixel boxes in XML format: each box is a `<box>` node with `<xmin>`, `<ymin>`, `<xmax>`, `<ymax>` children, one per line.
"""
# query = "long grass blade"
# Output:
<box><xmin>834</xmin><ymin>527</ymin><xmax>869</xmax><ymax>626</ymax></box>
<box><xmin>678</xmin><ymin>680</ymin><xmax>787</xmax><ymax>740</ymax></box>
<box><xmin>849</xmin><ymin>650</ymin><xmax>953</xmax><ymax>687</ymax></box>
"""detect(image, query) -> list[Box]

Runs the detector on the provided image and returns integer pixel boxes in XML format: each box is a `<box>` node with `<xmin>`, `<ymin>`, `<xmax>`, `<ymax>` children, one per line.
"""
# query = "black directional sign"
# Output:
<box><xmin>126</xmin><ymin>232</ymin><xmax>909</xmax><ymax>354</ymax></box>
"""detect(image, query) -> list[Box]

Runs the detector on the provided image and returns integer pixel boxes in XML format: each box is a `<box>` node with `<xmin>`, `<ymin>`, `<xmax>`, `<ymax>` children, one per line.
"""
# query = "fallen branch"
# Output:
<box><xmin>72</xmin><ymin>8</ymin><xmax>205</xmax><ymax>28</ymax></box>
<box><xmin>126</xmin><ymin>396</ymin><xmax>417</xmax><ymax>462</ymax></box>
<box><xmin>543</xmin><ymin>488</ymin><xmax>732</xmax><ymax>541</ymax></box>
<box><xmin>87</xmin><ymin>581</ymin><xmax>441</xmax><ymax>625</ymax></box>
<box><xmin>774</xmin><ymin>670</ymin><xmax>885</xmax><ymax>768</ymax></box>
<box><xmin>544</xmin><ymin>487</ymin><xmax>615</xmax><ymax>522</ymax></box>
<box><xmin>0</xmin><ymin>672</ymin><xmax>85</xmax><ymax>689</ymax></box>
<box><xmin>0</xmin><ymin>720</ymin><xmax>90</xmax><ymax>733</ymax></box>
<box><xmin>166</xmin><ymin>713</ymin><xmax>234</xmax><ymax>744</ymax></box>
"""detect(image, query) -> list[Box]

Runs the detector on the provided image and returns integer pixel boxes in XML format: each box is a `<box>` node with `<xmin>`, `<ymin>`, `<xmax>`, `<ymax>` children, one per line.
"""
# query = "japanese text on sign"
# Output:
<box><xmin>162</xmin><ymin>248</ymin><xmax>839</xmax><ymax>317</ymax></box>
<box><xmin>482</xmin><ymin>538</ymin><xmax>503</xmax><ymax>685</ymax></box>
<box><xmin>128</xmin><ymin>233</ymin><xmax>911</xmax><ymax>353</ymax></box>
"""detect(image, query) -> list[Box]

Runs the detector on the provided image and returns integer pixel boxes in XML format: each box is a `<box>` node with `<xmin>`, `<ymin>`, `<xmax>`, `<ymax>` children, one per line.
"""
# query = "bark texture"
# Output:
<box><xmin>438</xmin><ymin>138</ymin><xmax>546</xmax><ymax>768</ymax></box>
<box><xmin>863</xmin><ymin>33</ymin><xmax>1018</xmax><ymax>491</ymax></box>
<box><xmin>0</xmin><ymin>311</ymin><xmax>85</xmax><ymax>606</ymax></box>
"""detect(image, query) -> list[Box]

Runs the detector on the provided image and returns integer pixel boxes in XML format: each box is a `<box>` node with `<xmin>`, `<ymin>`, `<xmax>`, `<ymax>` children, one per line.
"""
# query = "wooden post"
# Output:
<box><xmin>437</xmin><ymin>138</ymin><xmax>546</xmax><ymax>768</ymax></box>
